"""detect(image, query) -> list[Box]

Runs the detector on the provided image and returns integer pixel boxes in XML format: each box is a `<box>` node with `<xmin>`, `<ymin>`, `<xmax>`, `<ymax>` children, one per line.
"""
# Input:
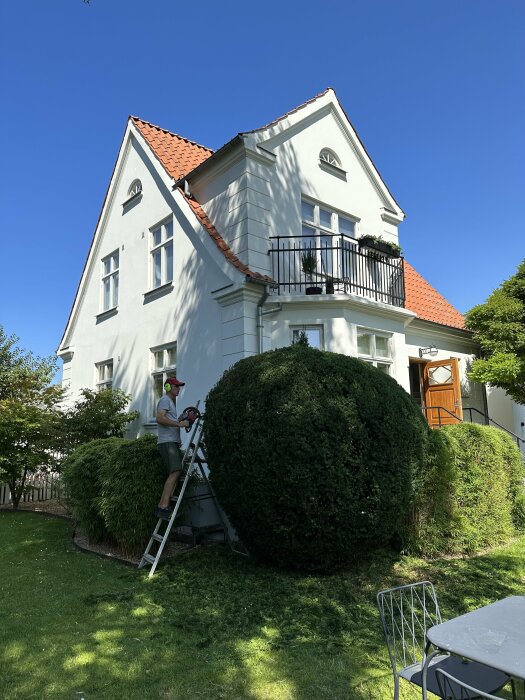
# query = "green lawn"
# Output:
<box><xmin>1</xmin><ymin>513</ymin><xmax>524</xmax><ymax>700</ymax></box>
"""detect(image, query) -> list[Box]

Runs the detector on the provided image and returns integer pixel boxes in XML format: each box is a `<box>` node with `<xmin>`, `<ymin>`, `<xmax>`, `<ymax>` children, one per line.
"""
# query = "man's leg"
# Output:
<box><xmin>158</xmin><ymin>470</ymin><xmax>181</xmax><ymax>509</ymax></box>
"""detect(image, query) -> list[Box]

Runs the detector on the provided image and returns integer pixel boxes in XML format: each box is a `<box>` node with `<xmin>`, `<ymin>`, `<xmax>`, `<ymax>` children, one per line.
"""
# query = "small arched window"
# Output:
<box><xmin>128</xmin><ymin>179</ymin><xmax>142</xmax><ymax>198</ymax></box>
<box><xmin>319</xmin><ymin>149</ymin><xmax>341</xmax><ymax>168</ymax></box>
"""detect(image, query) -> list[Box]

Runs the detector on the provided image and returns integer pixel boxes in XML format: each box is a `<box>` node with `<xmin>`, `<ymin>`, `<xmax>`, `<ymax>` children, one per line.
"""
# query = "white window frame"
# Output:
<box><xmin>101</xmin><ymin>250</ymin><xmax>119</xmax><ymax>312</ymax></box>
<box><xmin>319</xmin><ymin>148</ymin><xmax>341</xmax><ymax>168</ymax></box>
<box><xmin>301</xmin><ymin>197</ymin><xmax>357</xmax><ymax>240</ymax></box>
<box><xmin>290</xmin><ymin>325</ymin><xmax>324</xmax><ymax>350</ymax></box>
<box><xmin>356</xmin><ymin>328</ymin><xmax>393</xmax><ymax>375</ymax></box>
<box><xmin>128</xmin><ymin>179</ymin><xmax>142</xmax><ymax>198</ymax></box>
<box><xmin>301</xmin><ymin>197</ymin><xmax>357</xmax><ymax>280</ymax></box>
<box><xmin>150</xmin><ymin>219</ymin><xmax>174</xmax><ymax>289</ymax></box>
<box><xmin>150</xmin><ymin>342</ymin><xmax>177</xmax><ymax>417</ymax></box>
<box><xmin>95</xmin><ymin>359</ymin><xmax>113</xmax><ymax>390</ymax></box>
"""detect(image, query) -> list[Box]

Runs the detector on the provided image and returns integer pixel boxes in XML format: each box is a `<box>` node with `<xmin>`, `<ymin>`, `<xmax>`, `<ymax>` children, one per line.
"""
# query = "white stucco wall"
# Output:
<box><xmin>59</xmin><ymin>133</ymin><xmax>243</xmax><ymax>434</ymax></box>
<box><xmin>60</xmin><ymin>95</ymin><xmax>522</xmax><ymax>454</ymax></box>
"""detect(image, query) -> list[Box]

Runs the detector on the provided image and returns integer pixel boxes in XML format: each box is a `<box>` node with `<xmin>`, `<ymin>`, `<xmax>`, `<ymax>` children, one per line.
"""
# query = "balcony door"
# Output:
<box><xmin>423</xmin><ymin>358</ymin><xmax>463</xmax><ymax>427</ymax></box>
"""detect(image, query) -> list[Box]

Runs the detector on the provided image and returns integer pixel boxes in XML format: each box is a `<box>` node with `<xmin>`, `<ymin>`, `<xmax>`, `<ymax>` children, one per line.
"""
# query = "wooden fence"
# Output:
<box><xmin>0</xmin><ymin>472</ymin><xmax>64</xmax><ymax>507</ymax></box>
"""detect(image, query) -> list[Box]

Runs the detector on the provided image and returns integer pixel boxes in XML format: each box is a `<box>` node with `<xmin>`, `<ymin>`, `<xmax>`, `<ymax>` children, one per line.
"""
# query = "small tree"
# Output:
<box><xmin>0</xmin><ymin>326</ymin><xmax>64</xmax><ymax>508</ymax></box>
<box><xmin>63</xmin><ymin>387</ymin><xmax>139</xmax><ymax>451</ymax></box>
<box><xmin>465</xmin><ymin>259</ymin><xmax>525</xmax><ymax>404</ymax></box>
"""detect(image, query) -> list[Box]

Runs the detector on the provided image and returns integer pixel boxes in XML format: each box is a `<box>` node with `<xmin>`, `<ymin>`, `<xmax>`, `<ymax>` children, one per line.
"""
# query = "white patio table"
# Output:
<box><xmin>421</xmin><ymin>595</ymin><xmax>525</xmax><ymax>699</ymax></box>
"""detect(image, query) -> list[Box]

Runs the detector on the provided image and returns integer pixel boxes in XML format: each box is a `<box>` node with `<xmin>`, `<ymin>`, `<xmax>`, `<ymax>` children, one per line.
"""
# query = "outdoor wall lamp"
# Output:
<box><xmin>419</xmin><ymin>345</ymin><xmax>438</xmax><ymax>358</ymax></box>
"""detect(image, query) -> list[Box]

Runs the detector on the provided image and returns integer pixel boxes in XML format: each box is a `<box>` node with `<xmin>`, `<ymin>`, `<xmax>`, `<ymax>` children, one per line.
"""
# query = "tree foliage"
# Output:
<box><xmin>465</xmin><ymin>258</ymin><xmax>525</xmax><ymax>404</ymax></box>
<box><xmin>0</xmin><ymin>327</ymin><xmax>64</xmax><ymax>508</ymax></box>
<box><xmin>63</xmin><ymin>387</ymin><xmax>139</xmax><ymax>451</ymax></box>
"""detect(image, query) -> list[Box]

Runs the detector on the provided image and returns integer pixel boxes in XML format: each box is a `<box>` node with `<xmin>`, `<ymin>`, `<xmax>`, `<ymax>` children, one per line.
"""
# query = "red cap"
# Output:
<box><xmin>165</xmin><ymin>377</ymin><xmax>185</xmax><ymax>388</ymax></box>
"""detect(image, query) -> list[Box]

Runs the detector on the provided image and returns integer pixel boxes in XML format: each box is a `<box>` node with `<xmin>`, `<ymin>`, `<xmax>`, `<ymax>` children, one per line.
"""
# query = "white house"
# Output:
<box><xmin>57</xmin><ymin>88</ymin><xmax>525</xmax><ymax>446</ymax></box>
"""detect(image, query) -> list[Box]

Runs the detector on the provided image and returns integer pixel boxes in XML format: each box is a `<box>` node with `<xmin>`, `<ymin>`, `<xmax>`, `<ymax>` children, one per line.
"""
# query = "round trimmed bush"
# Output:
<box><xmin>204</xmin><ymin>345</ymin><xmax>430</xmax><ymax>572</ymax></box>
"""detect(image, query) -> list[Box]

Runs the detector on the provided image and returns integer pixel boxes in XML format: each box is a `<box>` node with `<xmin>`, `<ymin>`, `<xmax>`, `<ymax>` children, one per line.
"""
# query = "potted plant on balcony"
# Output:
<box><xmin>325</xmin><ymin>276</ymin><xmax>335</xmax><ymax>295</ymax></box>
<box><xmin>301</xmin><ymin>250</ymin><xmax>322</xmax><ymax>295</ymax></box>
<box><xmin>358</xmin><ymin>235</ymin><xmax>402</xmax><ymax>258</ymax></box>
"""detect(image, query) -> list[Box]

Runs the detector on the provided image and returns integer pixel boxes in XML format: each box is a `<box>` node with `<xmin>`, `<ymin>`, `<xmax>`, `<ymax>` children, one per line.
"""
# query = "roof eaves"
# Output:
<box><xmin>58</xmin><ymin>121</ymin><xmax>131</xmax><ymax>352</ymax></box>
<box><xmin>241</xmin><ymin>87</ymin><xmax>333</xmax><ymax>134</ymax></box>
<box><xmin>176</xmin><ymin>134</ymin><xmax>243</xmax><ymax>185</ymax></box>
<box><xmin>130</xmin><ymin>116</ymin><xmax>214</xmax><ymax>153</ymax></box>
<box><xmin>179</xmin><ymin>188</ymin><xmax>275</xmax><ymax>285</ymax></box>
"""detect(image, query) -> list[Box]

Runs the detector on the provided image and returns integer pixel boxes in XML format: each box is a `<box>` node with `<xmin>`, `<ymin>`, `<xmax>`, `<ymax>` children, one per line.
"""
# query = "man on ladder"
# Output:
<box><xmin>155</xmin><ymin>377</ymin><xmax>192</xmax><ymax>519</ymax></box>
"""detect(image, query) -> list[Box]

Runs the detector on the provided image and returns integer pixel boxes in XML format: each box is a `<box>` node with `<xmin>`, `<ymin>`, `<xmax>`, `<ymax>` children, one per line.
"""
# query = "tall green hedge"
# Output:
<box><xmin>204</xmin><ymin>345</ymin><xmax>431</xmax><ymax>572</ymax></box>
<box><xmin>62</xmin><ymin>438</ymin><xmax>121</xmax><ymax>543</ymax></box>
<box><xmin>98</xmin><ymin>435</ymin><xmax>167</xmax><ymax>555</ymax></box>
<box><xmin>409</xmin><ymin>423</ymin><xmax>525</xmax><ymax>555</ymax></box>
<box><xmin>62</xmin><ymin>435</ymin><xmax>167</xmax><ymax>553</ymax></box>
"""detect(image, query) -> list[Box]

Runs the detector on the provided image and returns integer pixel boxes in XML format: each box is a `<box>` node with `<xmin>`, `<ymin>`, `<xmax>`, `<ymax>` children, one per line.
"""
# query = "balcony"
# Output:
<box><xmin>268</xmin><ymin>234</ymin><xmax>405</xmax><ymax>307</ymax></box>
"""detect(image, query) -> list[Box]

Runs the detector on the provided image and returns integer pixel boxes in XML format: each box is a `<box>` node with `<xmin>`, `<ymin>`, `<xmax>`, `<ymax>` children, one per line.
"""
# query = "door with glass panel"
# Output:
<box><xmin>423</xmin><ymin>358</ymin><xmax>462</xmax><ymax>426</ymax></box>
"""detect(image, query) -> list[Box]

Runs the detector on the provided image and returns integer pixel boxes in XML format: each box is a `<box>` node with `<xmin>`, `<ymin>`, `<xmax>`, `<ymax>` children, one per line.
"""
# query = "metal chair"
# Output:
<box><xmin>376</xmin><ymin>581</ymin><xmax>511</xmax><ymax>700</ymax></box>
<box><xmin>436</xmin><ymin>668</ymin><xmax>505</xmax><ymax>699</ymax></box>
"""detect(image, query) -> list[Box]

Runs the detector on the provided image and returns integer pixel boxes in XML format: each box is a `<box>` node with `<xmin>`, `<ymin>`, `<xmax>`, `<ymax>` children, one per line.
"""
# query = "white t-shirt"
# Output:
<box><xmin>156</xmin><ymin>395</ymin><xmax>181</xmax><ymax>445</ymax></box>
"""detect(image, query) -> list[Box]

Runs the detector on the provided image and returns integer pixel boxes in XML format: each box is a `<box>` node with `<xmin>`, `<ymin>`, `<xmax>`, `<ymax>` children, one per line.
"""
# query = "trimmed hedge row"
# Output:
<box><xmin>409</xmin><ymin>423</ymin><xmax>525</xmax><ymax>556</ymax></box>
<box><xmin>62</xmin><ymin>434</ymin><xmax>167</xmax><ymax>555</ymax></box>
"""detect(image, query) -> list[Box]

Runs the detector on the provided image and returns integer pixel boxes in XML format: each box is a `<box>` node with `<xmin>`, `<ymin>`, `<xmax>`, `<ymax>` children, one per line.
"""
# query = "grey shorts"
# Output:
<box><xmin>157</xmin><ymin>442</ymin><xmax>183</xmax><ymax>474</ymax></box>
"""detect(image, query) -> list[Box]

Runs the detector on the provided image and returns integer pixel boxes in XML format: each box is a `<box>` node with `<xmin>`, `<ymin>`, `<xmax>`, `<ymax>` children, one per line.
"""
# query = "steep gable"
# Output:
<box><xmin>131</xmin><ymin>117</ymin><xmax>213</xmax><ymax>180</ymax></box>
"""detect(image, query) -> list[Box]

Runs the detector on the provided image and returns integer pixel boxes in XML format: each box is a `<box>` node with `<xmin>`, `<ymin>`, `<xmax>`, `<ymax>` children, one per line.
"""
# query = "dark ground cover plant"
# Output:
<box><xmin>204</xmin><ymin>345</ymin><xmax>432</xmax><ymax>572</ymax></box>
<box><xmin>62</xmin><ymin>435</ymin><xmax>166</xmax><ymax>552</ymax></box>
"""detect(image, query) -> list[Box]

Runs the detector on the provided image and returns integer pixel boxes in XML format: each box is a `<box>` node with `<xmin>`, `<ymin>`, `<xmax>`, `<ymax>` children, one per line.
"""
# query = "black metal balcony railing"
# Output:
<box><xmin>268</xmin><ymin>234</ymin><xmax>405</xmax><ymax>307</ymax></box>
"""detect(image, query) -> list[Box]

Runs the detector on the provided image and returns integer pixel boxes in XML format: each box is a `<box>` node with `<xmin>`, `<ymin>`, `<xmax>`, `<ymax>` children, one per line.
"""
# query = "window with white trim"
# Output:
<box><xmin>96</xmin><ymin>360</ymin><xmax>113</xmax><ymax>390</ymax></box>
<box><xmin>357</xmin><ymin>329</ymin><xmax>392</xmax><ymax>374</ymax></box>
<box><xmin>128</xmin><ymin>180</ymin><xmax>142</xmax><ymax>198</ymax></box>
<box><xmin>301</xmin><ymin>198</ymin><xmax>356</xmax><ymax>278</ymax></box>
<box><xmin>291</xmin><ymin>325</ymin><xmax>324</xmax><ymax>350</ymax></box>
<box><xmin>151</xmin><ymin>342</ymin><xmax>177</xmax><ymax>416</ymax></box>
<box><xmin>101</xmin><ymin>250</ymin><xmax>119</xmax><ymax>311</ymax></box>
<box><xmin>319</xmin><ymin>148</ymin><xmax>341</xmax><ymax>168</ymax></box>
<box><xmin>150</xmin><ymin>220</ymin><xmax>173</xmax><ymax>289</ymax></box>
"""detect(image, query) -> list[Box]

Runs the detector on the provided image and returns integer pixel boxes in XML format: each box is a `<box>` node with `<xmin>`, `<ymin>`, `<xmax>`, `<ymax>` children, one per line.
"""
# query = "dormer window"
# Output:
<box><xmin>319</xmin><ymin>149</ymin><xmax>341</xmax><ymax>168</ymax></box>
<box><xmin>128</xmin><ymin>180</ymin><xmax>142</xmax><ymax>198</ymax></box>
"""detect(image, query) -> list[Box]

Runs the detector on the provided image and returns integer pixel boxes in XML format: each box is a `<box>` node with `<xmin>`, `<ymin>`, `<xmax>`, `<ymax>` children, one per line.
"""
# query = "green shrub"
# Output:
<box><xmin>416</xmin><ymin>423</ymin><xmax>525</xmax><ymax>555</ymax></box>
<box><xmin>97</xmin><ymin>435</ymin><xmax>166</xmax><ymax>555</ymax></box>
<box><xmin>204</xmin><ymin>345</ymin><xmax>431</xmax><ymax>572</ymax></box>
<box><xmin>404</xmin><ymin>428</ymin><xmax>461</xmax><ymax>556</ymax></box>
<box><xmin>61</xmin><ymin>438</ymin><xmax>121</xmax><ymax>543</ymax></box>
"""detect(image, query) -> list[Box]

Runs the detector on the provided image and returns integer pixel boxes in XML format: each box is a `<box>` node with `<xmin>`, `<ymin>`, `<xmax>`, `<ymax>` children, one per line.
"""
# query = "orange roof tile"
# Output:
<box><xmin>132</xmin><ymin>117</ymin><xmax>213</xmax><ymax>180</ymax></box>
<box><xmin>181</xmin><ymin>190</ymin><xmax>275</xmax><ymax>285</ymax></box>
<box><xmin>404</xmin><ymin>261</ymin><xmax>465</xmax><ymax>330</ymax></box>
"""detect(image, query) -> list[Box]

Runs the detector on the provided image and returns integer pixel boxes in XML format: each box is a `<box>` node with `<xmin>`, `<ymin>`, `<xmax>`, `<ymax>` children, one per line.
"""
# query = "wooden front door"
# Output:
<box><xmin>423</xmin><ymin>358</ymin><xmax>463</xmax><ymax>427</ymax></box>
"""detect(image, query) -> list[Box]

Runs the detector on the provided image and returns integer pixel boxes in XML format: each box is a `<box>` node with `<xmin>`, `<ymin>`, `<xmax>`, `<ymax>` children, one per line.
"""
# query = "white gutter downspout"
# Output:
<box><xmin>256</xmin><ymin>288</ymin><xmax>268</xmax><ymax>354</ymax></box>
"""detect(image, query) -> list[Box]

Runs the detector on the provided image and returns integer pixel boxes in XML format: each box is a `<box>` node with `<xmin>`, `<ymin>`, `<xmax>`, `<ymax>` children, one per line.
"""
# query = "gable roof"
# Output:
<box><xmin>131</xmin><ymin>117</ymin><xmax>213</xmax><ymax>180</ymax></box>
<box><xmin>404</xmin><ymin>261</ymin><xmax>465</xmax><ymax>330</ymax></box>
<box><xmin>133</xmin><ymin>112</ymin><xmax>465</xmax><ymax>330</ymax></box>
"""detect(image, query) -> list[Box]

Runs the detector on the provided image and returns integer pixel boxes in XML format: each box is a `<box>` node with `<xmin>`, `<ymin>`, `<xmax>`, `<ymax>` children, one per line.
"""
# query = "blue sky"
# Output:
<box><xmin>1</xmin><ymin>0</ymin><xmax>524</xmax><ymax>368</ymax></box>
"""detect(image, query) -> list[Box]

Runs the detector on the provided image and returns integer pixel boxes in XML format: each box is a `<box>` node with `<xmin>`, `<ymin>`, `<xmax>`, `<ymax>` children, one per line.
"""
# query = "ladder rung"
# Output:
<box><xmin>151</xmin><ymin>534</ymin><xmax>164</xmax><ymax>543</ymax></box>
<box><xmin>142</xmin><ymin>553</ymin><xmax>156</xmax><ymax>565</ymax></box>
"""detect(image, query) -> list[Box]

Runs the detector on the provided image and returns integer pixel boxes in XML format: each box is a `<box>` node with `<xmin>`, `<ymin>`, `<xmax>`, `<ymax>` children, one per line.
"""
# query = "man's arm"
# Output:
<box><xmin>156</xmin><ymin>409</ymin><xmax>189</xmax><ymax>428</ymax></box>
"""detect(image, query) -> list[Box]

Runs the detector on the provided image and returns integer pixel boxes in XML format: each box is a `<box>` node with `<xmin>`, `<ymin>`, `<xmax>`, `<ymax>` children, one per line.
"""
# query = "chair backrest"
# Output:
<box><xmin>376</xmin><ymin>581</ymin><xmax>442</xmax><ymax>674</ymax></box>
<box><xmin>435</xmin><ymin>668</ymin><xmax>502</xmax><ymax>699</ymax></box>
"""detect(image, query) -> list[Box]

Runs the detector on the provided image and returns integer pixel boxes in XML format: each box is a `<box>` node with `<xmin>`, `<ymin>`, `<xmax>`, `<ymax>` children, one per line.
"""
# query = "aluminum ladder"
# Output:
<box><xmin>139</xmin><ymin>412</ymin><xmax>245</xmax><ymax>577</ymax></box>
